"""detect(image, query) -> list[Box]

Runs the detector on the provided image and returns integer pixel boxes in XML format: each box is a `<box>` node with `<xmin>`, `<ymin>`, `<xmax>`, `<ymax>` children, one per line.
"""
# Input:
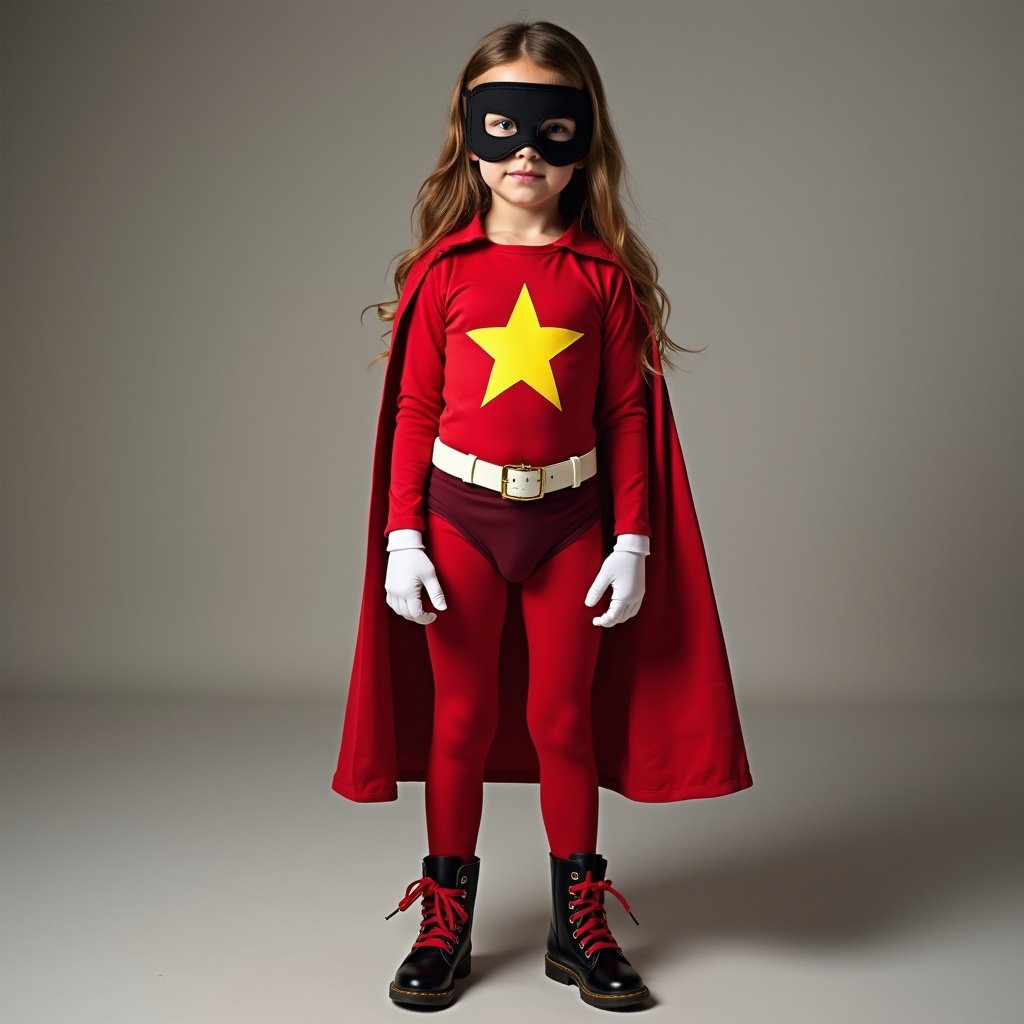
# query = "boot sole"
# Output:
<box><xmin>544</xmin><ymin>953</ymin><xmax>650</xmax><ymax>1009</ymax></box>
<box><xmin>388</xmin><ymin>954</ymin><xmax>471</xmax><ymax>1007</ymax></box>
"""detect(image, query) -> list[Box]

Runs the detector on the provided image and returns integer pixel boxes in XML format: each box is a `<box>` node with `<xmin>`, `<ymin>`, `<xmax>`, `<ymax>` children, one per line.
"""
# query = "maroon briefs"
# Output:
<box><xmin>426</xmin><ymin>463</ymin><xmax>602</xmax><ymax>583</ymax></box>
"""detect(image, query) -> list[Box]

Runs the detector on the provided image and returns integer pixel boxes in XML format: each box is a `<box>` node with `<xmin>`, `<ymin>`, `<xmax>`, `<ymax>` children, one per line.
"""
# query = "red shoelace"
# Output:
<box><xmin>569</xmin><ymin>871</ymin><xmax>640</xmax><ymax>957</ymax></box>
<box><xmin>385</xmin><ymin>876</ymin><xmax>469</xmax><ymax>952</ymax></box>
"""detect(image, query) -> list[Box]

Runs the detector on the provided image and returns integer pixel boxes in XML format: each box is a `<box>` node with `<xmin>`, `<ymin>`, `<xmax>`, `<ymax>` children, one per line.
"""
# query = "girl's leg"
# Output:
<box><xmin>518</xmin><ymin>518</ymin><xmax>606</xmax><ymax>858</ymax></box>
<box><xmin>422</xmin><ymin>510</ymin><xmax>509</xmax><ymax>864</ymax></box>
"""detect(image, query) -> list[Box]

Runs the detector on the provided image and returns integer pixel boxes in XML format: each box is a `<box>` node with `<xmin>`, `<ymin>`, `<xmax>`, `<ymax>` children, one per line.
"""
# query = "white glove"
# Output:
<box><xmin>584</xmin><ymin>534</ymin><xmax>650</xmax><ymax>628</ymax></box>
<box><xmin>385</xmin><ymin>529</ymin><xmax>447</xmax><ymax>625</ymax></box>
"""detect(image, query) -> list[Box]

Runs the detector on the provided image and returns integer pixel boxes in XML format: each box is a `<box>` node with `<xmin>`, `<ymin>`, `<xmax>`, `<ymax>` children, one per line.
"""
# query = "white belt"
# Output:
<box><xmin>431</xmin><ymin>436</ymin><xmax>597</xmax><ymax>501</ymax></box>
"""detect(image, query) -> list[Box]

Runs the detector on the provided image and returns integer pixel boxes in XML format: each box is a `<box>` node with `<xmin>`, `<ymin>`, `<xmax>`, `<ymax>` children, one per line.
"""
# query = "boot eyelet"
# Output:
<box><xmin>460</xmin><ymin>875</ymin><xmax>468</xmax><ymax>884</ymax></box>
<box><xmin>585</xmin><ymin>950</ymin><xmax>592</xmax><ymax>958</ymax></box>
<box><xmin>572</xmin><ymin>929</ymin><xmax>578</xmax><ymax>938</ymax></box>
<box><xmin>461</xmin><ymin>889</ymin><xmax>467</xmax><ymax>898</ymax></box>
<box><xmin>570</xmin><ymin>871</ymin><xmax>579</xmax><ymax>880</ymax></box>
<box><xmin>579</xmin><ymin>941</ymin><xmax>585</xmax><ymax>949</ymax></box>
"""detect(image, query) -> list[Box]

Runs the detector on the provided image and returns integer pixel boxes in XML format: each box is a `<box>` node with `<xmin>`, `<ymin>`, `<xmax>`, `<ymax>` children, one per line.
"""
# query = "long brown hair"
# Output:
<box><xmin>363</xmin><ymin>20</ymin><xmax>702</xmax><ymax>382</ymax></box>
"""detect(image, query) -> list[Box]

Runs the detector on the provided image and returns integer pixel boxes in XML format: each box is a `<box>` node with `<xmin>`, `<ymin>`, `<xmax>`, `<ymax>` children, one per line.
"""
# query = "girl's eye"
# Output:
<box><xmin>542</xmin><ymin>119</ymin><xmax>576</xmax><ymax>141</ymax></box>
<box><xmin>484</xmin><ymin>115</ymin><xmax>517</xmax><ymax>136</ymax></box>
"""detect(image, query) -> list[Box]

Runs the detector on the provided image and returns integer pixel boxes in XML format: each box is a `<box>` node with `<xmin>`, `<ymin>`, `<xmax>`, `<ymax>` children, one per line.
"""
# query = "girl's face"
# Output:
<box><xmin>466</xmin><ymin>59</ymin><xmax>586</xmax><ymax>212</ymax></box>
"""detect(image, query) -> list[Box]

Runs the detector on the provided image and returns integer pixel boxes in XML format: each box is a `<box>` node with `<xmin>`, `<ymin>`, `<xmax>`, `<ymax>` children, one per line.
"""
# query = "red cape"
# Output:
<box><xmin>332</xmin><ymin>213</ymin><xmax>753</xmax><ymax>803</ymax></box>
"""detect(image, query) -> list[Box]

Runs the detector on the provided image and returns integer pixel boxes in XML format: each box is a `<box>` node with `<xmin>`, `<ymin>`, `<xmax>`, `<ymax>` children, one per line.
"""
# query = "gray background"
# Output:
<box><xmin>2</xmin><ymin>3</ymin><xmax>1022</xmax><ymax>1023</ymax></box>
<box><xmin>4</xmin><ymin>0</ymin><xmax>1021</xmax><ymax>706</ymax></box>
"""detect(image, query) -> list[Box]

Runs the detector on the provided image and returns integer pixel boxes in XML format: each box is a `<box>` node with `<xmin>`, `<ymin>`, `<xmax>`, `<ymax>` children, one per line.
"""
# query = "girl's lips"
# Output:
<box><xmin>509</xmin><ymin>172</ymin><xmax>542</xmax><ymax>180</ymax></box>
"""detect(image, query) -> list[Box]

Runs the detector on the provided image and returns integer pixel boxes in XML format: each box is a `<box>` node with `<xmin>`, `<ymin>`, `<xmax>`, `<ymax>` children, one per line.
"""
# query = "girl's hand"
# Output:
<box><xmin>385</xmin><ymin>545</ymin><xmax>447</xmax><ymax>625</ymax></box>
<box><xmin>584</xmin><ymin>546</ymin><xmax>647</xmax><ymax>628</ymax></box>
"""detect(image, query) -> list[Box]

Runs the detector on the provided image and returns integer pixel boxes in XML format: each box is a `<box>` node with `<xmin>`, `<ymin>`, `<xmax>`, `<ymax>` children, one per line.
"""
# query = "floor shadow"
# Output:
<box><xmin>435</xmin><ymin>712</ymin><xmax>1024</xmax><ymax>975</ymax></box>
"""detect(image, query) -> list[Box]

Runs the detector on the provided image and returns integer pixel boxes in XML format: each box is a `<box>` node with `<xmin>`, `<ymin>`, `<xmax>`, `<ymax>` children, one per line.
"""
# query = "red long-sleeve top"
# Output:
<box><xmin>385</xmin><ymin>217</ymin><xmax>651</xmax><ymax>539</ymax></box>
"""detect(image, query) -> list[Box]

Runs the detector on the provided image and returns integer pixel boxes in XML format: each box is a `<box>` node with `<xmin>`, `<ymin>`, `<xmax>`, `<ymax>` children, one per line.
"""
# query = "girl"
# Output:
<box><xmin>331</xmin><ymin>20</ymin><xmax>753</xmax><ymax>1011</ymax></box>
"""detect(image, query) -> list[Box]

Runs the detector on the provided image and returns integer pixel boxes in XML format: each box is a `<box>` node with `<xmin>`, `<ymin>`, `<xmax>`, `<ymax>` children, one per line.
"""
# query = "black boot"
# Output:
<box><xmin>386</xmin><ymin>854</ymin><xmax>480</xmax><ymax>1007</ymax></box>
<box><xmin>545</xmin><ymin>851</ymin><xmax>650</xmax><ymax>1009</ymax></box>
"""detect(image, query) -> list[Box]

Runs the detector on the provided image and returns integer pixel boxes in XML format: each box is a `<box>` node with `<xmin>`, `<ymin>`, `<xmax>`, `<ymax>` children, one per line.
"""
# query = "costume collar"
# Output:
<box><xmin>430</xmin><ymin>209</ymin><xmax>616</xmax><ymax>264</ymax></box>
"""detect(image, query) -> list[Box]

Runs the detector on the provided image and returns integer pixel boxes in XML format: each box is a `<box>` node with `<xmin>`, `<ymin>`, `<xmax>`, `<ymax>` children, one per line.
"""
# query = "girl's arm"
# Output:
<box><xmin>595</xmin><ymin>265</ymin><xmax>652</xmax><ymax>542</ymax></box>
<box><xmin>384</xmin><ymin>266</ymin><xmax>448</xmax><ymax>539</ymax></box>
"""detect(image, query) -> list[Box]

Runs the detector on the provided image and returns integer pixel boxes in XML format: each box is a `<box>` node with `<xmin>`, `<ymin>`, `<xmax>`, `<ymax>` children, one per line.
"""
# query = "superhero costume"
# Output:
<box><xmin>331</xmin><ymin>208</ymin><xmax>753</xmax><ymax>803</ymax></box>
<box><xmin>385</xmin><ymin>212</ymin><xmax>650</xmax><ymax>579</ymax></box>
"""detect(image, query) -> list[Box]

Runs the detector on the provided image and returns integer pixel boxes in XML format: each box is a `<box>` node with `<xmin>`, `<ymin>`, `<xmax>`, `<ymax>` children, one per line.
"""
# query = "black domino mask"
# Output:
<box><xmin>462</xmin><ymin>82</ymin><xmax>593</xmax><ymax>167</ymax></box>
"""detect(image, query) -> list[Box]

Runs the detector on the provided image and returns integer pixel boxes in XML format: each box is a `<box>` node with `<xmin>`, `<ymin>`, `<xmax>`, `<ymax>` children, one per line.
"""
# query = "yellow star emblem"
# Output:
<box><xmin>466</xmin><ymin>283</ymin><xmax>584</xmax><ymax>410</ymax></box>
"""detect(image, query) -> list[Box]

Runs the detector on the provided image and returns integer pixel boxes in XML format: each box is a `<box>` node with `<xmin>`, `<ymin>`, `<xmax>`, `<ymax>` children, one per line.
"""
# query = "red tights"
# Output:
<box><xmin>422</xmin><ymin>509</ymin><xmax>605</xmax><ymax>863</ymax></box>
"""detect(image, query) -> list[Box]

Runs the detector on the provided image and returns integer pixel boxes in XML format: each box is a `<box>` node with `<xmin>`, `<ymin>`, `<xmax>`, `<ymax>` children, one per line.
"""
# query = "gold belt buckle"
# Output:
<box><xmin>500</xmin><ymin>462</ymin><xmax>545</xmax><ymax>501</ymax></box>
